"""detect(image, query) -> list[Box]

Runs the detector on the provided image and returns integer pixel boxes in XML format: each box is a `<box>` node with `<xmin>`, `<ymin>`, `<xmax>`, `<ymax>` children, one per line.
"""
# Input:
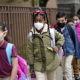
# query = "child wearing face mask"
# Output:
<box><xmin>0</xmin><ymin>22</ymin><xmax>18</xmax><ymax>80</ymax></box>
<box><xmin>26</xmin><ymin>10</ymin><xmax>64</xmax><ymax>80</ymax></box>
<box><xmin>55</xmin><ymin>12</ymin><xmax>67</xmax><ymax>34</ymax></box>
<box><xmin>55</xmin><ymin>12</ymin><xmax>79</xmax><ymax>80</ymax></box>
<box><xmin>73</xmin><ymin>15</ymin><xmax>80</xmax><ymax>43</ymax></box>
<box><xmin>73</xmin><ymin>15</ymin><xmax>80</xmax><ymax>25</ymax></box>
<box><xmin>72</xmin><ymin>15</ymin><xmax>80</xmax><ymax>80</ymax></box>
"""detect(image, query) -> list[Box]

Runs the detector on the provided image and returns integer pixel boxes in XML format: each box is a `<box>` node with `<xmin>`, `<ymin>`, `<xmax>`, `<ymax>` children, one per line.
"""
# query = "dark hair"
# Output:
<box><xmin>0</xmin><ymin>22</ymin><xmax>8</xmax><ymax>41</ymax></box>
<box><xmin>33</xmin><ymin>10</ymin><xmax>46</xmax><ymax>22</ymax></box>
<box><xmin>78</xmin><ymin>15</ymin><xmax>80</xmax><ymax>19</ymax></box>
<box><xmin>77</xmin><ymin>9</ymin><xmax>80</xmax><ymax>15</ymax></box>
<box><xmin>0</xmin><ymin>22</ymin><xmax>8</xmax><ymax>31</ymax></box>
<box><xmin>72</xmin><ymin>14</ymin><xmax>80</xmax><ymax>19</ymax></box>
<box><xmin>56</xmin><ymin>12</ymin><xmax>66</xmax><ymax>19</ymax></box>
<box><xmin>67</xmin><ymin>18</ymin><xmax>74</xmax><ymax>23</ymax></box>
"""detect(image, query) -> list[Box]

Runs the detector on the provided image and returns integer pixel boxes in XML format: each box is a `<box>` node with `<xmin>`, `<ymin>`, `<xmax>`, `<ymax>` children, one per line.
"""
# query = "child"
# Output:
<box><xmin>0</xmin><ymin>22</ymin><xmax>18</xmax><ymax>80</ymax></box>
<box><xmin>55</xmin><ymin>12</ymin><xmax>75</xmax><ymax>80</ymax></box>
<box><xmin>26</xmin><ymin>10</ymin><xmax>64</xmax><ymax>80</ymax></box>
<box><xmin>72</xmin><ymin>15</ymin><xmax>80</xmax><ymax>80</ymax></box>
<box><xmin>73</xmin><ymin>15</ymin><xmax>80</xmax><ymax>26</ymax></box>
<box><xmin>67</xmin><ymin>18</ymin><xmax>74</xmax><ymax>26</ymax></box>
<box><xmin>55</xmin><ymin>12</ymin><xmax>67</xmax><ymax>34</ymax></box>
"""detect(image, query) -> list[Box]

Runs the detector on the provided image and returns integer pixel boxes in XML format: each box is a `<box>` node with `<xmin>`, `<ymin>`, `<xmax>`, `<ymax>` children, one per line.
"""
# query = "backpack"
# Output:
<box><xmin>6</xmin><ymin>43</ymin><xmax>29</xmax><ymax>80</ymax></box>
<box><xmin>50</xmin><ymin>28</ymin><xmax>55</xmax><ymax>48</ymax></box>
<box><xmin>50</xmin><ymin>28</ymin><xmax>64</xmax><ymax>56</ymax></box>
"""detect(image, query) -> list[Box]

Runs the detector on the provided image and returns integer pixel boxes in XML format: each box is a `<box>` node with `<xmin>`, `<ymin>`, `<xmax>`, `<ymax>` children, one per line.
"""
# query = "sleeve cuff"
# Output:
<box><xmin>56</xmin><ymin>45</ymin><xmax>62</xmax><ymax>49</ymax></box>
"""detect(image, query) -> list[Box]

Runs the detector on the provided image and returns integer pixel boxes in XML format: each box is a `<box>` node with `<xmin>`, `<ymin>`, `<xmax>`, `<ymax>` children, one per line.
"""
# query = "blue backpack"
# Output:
<box><xmin>6</xmin><ymin>43</ymin><xmax>13</xmax><ymax>64</ymax></box>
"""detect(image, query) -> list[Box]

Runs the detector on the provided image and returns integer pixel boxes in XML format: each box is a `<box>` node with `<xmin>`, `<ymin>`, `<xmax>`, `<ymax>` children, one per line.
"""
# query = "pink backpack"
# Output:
<box><xmin>6</xmin><ymin>43</ymin><xmax>29</xmax><ymax>80</ymax></box>
<box><xmin>17</xmin><ymin>56</ymin><xmax>28</xmax><ymax>80</ymax></box>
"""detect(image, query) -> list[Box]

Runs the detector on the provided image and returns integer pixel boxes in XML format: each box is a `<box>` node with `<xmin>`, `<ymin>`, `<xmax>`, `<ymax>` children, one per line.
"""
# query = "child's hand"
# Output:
<box><xmin>53</xmin><ymin>46</ymin><xmax>59</xmax><ymax>53</ymax></box>
<box><xmin>30</xmin><ymin>64</ymin><xmax>34</xmax><ymax>73</ymax></box>
<box><xmin>30</xmin><ymin>69</ymin><xmax>34</xmax><ymax>73</ymax></box>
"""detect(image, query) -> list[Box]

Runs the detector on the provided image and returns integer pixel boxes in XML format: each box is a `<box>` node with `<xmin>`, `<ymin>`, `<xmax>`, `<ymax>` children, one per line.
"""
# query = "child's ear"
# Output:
<box><xmin>3</xmin><ymin>31</ymin><xmax>8</xmax><ymax>37</ymax></box>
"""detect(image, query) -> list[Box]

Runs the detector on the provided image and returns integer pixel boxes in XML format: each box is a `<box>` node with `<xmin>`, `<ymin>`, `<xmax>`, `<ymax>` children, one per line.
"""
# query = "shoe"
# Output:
<box><xmin>63</xmin><ymin>76</ymin><xmax>66</xmax><ymax>80</ymax></box>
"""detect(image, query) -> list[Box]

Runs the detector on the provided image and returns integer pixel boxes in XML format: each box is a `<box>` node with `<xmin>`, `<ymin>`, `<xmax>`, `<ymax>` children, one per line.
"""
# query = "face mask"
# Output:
<box><xmin>57</xmin><ymin>22</ymin><xmax>66</xmax><ymax>28</ymax></box>
<box><xmin>0</xmin><ymin>33</ymin><xmax>4</xmax><ymax>42</ymax></box>
<box><xmin>74</xmin><ymin>20</ymin><xmax>80</xmax><ymax>25</ymax></box>
<box><xmin>34</xmin><ymin>22</ymin><xmax>44</xmax><ymax>30</ymax></box>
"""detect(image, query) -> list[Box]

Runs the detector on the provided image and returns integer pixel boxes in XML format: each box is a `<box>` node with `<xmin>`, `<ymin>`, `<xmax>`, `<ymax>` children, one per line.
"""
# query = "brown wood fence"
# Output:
<box><xmin>0</xmin><ymin>5</ymin><xmax>73</xmax><ymax>58</ymax></box>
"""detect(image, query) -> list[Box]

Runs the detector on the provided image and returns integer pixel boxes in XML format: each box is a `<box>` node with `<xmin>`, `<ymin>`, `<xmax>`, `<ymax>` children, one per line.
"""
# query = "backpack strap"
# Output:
<box><xmin>67</xmin><ymin>25</ymin><xmax>75</xmax><ymax>46</ymax></box>
<box><xmin>50</xmin><ymin>28</ymin><xmax>55</xmax><ymax>47</ymax></box>
<box><xmin>6</xmin><ymin>43</ymin><xmax>13</xmax><ymax>64</ymax></box>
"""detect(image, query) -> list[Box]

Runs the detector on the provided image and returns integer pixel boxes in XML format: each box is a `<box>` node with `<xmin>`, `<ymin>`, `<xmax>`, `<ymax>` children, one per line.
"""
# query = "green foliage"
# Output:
<box><xmin>31</xmin><ymin>0</ymin><xmax>39</xmax><ymax>7</ymax></box>
<box><xmin>23</xmin><ymin>0</ymin><xmax>29</xmax><ymax>2</ymax></box>
<box><xmin>39</xmin><ymin>0</ymin><xmax>48</xmax><ymax>7</ymax></box>
<box><xmin>31</xmin><ymin>0</ymin><xmax>35</xmax><ymax>6</ymax></box>
<box><xmin>18</xmin><ymin>43</ymin><xmax>27</xmax><ymax>59</ymax></box>
<box><xmin>19</xmin><ymin>49</ymin><xmax>27</xmax><ymax>59</ymax></box>
<box><xmin>31</xmin><ymin>0</ymin><xmax>48</xmax><ymax>7</ymax></box>
<box><xmin>6</xmin><ymin>0</ymin><xmax>48</xmax><ymax>7</ymax></box>
<box><xmin>6</xmin><ymin>0</ymin><xmax>29</xmax><ymax>3</ymax></box>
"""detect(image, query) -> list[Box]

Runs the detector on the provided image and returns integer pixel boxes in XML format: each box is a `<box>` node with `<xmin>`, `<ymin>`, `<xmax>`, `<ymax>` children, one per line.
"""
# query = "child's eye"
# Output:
<box><xmin>34</xmin><ymin>20</ymin><xmax>43</xmax><ymax>23</ymax></box>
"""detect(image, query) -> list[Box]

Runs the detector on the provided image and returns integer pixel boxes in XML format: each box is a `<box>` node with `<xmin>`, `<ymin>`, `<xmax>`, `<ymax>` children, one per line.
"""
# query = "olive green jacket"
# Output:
<box><xmin>26</xmin><ymin>24</ymin><xmax>64</xmax><ymax>72</ymax></box>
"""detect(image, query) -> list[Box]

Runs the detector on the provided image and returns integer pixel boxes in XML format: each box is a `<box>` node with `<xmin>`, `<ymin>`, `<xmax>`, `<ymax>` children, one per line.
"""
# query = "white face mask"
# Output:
<box><xmin>34</xmin><ymin>22</ymin><xmax>44</xmax><ymax>30</ymax></box>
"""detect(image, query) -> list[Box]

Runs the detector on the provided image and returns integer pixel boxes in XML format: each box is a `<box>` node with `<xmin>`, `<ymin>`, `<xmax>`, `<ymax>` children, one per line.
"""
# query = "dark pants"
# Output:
<box><xmin>72</xmin><ymin>58</ymin><xmax>80</xmax><ymax>78</ymax></box>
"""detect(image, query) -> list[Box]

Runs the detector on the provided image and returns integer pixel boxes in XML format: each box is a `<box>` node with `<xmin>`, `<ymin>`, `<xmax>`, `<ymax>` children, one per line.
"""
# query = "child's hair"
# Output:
<box><xmin>56</xmin><ymin>12</ymin><xmax>66</xmax><ymax>19</ymax></box>
<box><xmin>0</xmin><ymin>22</ymin><xmax>8</xmax><ymax>31</ymax></box>
<box><xmin>33</xmin><ymin>10</ymin><xmax>46</xmax><ymax>22</ymax></box>
<box><xmin>77</xmin><ymin>9</ymin><xmax>80</xmax><ymax>15</ymax></box>
<box><xmin>0</xmin><ymin>22</ymin><xmax>8</xmax><ymax>41</ymax></box>
<box><xmin>73</xmin><ymin>14</ymin><xmax>80</xmax><ymax>20</ymax></box>
<box><xmin>77</xmin><ymin>9</ymin><xmax>80</xmax><ymax>19</ymax></box>
<box><xmin>32</xmin><ymin>9</ymin><xmax>49</xmax><ymax>29</ymax></box>
<box><xmin>67</xmin><ymin>18</ymin><xmax>74</xmax><ymax>24</ymax></box>
<box><xmin>77</xmin><ymin>15</ymin><xmax>80</xmax><ymax>19</ymax></box>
